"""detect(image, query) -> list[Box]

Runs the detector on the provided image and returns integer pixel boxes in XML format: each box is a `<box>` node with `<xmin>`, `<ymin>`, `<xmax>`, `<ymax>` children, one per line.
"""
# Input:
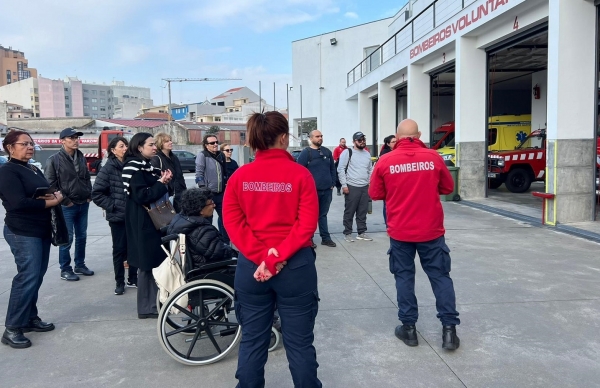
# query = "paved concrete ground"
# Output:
<box><xmin>1</xmin><ymin>173</ymin><xmax>600</xmax><ymax>387</ymax></box>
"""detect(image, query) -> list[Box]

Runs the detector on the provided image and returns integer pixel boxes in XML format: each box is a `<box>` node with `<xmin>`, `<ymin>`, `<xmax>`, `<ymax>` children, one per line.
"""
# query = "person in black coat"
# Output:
<box><xmin>122</xmin><ymin>133</ymin><xmax>173</xmax><ymax>319</ymax></box>
<box><xmin>166</xmin><ymin>188</ymin><xmax>236</xmax><ymax>268</ymax></box>
<box><xmin>220</xmin><ymin>143</ymin><xmax>239</xmax><ymax>180</ymax></box>
<box><xmin>380</xmin><ymin>134</ymin><xmax>397</xmax><ymax>156</ymax></box>
<box><xmin>150</xmin><ymin>133</ymin><xmax>187</xmax><ymax>213</ymax></box>
<box><xmin>92</xmin><ymin>136</ymin><xmax>137</xmax><ymax>296</ymax></box>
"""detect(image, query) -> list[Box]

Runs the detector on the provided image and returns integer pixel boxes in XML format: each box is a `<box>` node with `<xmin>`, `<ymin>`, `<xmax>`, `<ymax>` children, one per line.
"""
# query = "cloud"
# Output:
<box><xmin>116</xmin><ymin>45</ymin><xmax>151</xmax><ymax>65</ymax></box>
<box><xmin>190</xmin><ymin>0</ymin><xmax>340</xmax><ymax>32</ymax></box>
<box><xmin>344</xmin><ymin>12</ymin><xmax>359</xmax><ymax>19</ymax></box>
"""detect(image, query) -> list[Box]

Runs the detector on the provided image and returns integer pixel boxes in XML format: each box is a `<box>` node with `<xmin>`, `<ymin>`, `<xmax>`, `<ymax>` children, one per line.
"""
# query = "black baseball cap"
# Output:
<box><xmin>59</xmin><ymin>128</ymin><xmax>84</xmax><ymax>139</ymax></box>
<box><xmin>353</xmin><ymin>131</ymin><xmax>366</xmax><ymax>141</ymax></box>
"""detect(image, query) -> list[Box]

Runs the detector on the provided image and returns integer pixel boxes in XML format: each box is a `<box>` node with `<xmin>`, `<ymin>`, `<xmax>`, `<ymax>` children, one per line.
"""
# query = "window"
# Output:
<box><xmin>92</xmin><ymin>106</ymin><xmax>98</xmax><ymax>111</ymax></box>
<box><xmin>108</xmin><ymin>98</ymin><xmax>111</xmax><ymax>102</ymax></box>
<box><xmin>84</xmin><ymin>113</ymin><xmax>90</xmax><ymax>117</ymax></box>
<box><xmin>83</xmin><ymin>105</ymin><xmax>89</xmax><ymax>109</ymax></box>
<box><xmin>100</xmin><ymin>91</ymin><xmax>105</xmax><ymax>96</ymax></box>
<box><xmin>225</xmin><ymin>131</ymin><xmax>231</xmax><ymax>141</ymax></box>
<box><xmin>91</xmin><ymin>98</ymin><xmax>97</xmax><ymax>103</ymax></box>
<box><xmin>34</xmin><ymin>88</ymin><xmax>38</xmax><ymax>93</ymax></box>
<box><xmin>100</xmin><ymin>99</ymin><xmax>105</xmax><ymax>104</ymax></box>
<box><xmin>488</xmin><ymin>128</ymin><xmax>498</xmax><ymax>146</ymax></box>
<box><xmin>35</xmin><ymin>105</ymin><xmax>39</xmax><ymax>110</ymax></box>
<box><xmin>84</xmin><ymin>89</ymin><xmax>88</xmax><ymax>93</ymax></box>
<box><xmin>100</xmin><ymin>114</ymin><xmax>106</xmax><ymax>118</ymax></box>
<box><xmin>92</xmin><ymin>114</ymin><xmax>98</xmax><ymax>118</ymax></box>
<box><xmin>83</xmin><ymin>97</ymin><xmax>89</xmax><ymax>101</ymax></box>
<box><xmin>66</xmin><ymin>112</ymin><xmax>70</xmax><ymax>116</ymax></box>
<box><xmin>100</xmin><ymin>107</ymin><xmax>106</xmax><ymax>111</ymax></box>
<box><xmin>65</xmin><ymin>96</ymin><xmax>69</xmax><ymax>100</ymax></box>
<box><xmin>92</xmin><ymin>90</ymin><xmax>97</xmax><ymax>95</ymax></box>
<box><xmin>240</xmin><ymin>132</ymin><xmax>246</xmax><ymax>142</ymax></box>
<box><xmin>35</xmin><ymin>97</ymin><xmax>39</xmax><ymax>102</ymax></box>
<box><xmin>217</xmin><ymin>102</ymin><xmax>224</xmax><ymax>106</ymax></box>
<box><xmin>65</xmin><ymin>104</ymin><xmax>70</xmax><ymax>108</ymax></box>
<box><xmin>64</xmin><ymin>88</ymin><xmax>69</xmax><ymax>92</ymax></box>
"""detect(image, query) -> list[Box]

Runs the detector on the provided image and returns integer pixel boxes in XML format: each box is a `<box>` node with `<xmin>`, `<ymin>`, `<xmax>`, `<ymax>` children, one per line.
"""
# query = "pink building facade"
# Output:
<box><xmin>38</xmin><ymin>77</ymin><xmax>66</xmax><ymax>118</ymax></box>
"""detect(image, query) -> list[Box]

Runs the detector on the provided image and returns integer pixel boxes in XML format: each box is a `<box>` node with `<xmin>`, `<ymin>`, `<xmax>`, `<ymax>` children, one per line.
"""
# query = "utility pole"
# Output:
<box><xmin>161</xmin><ymin>78</ymin><xmax>241</xmax><ymax>127</ymax></box>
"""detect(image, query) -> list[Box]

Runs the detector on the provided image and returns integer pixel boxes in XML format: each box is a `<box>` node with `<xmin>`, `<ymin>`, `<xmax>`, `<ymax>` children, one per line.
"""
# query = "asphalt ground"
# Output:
<box><xmin>0</xmin><ymin>173</ymin><xmax>599</xmax><ymax>387</ymax></box>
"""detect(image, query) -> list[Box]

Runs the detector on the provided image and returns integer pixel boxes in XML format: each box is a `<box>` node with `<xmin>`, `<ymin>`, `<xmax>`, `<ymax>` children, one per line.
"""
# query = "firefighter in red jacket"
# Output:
<box><xmin>223</xmin><ymin>112</ymin><xmax>322</xmax><ymax>387</ymax></box>
<box><xmin>369</xmin><ymin>119</ymin><xmax>460</xmax><ymax>351</ymax></box>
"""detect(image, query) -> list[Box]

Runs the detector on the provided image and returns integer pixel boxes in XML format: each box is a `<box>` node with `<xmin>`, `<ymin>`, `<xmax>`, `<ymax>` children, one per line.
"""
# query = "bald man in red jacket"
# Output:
<box><xmin>369</xmin><ymin>119</ymin><xmax>460</xmax><ymax>351</ymax></box>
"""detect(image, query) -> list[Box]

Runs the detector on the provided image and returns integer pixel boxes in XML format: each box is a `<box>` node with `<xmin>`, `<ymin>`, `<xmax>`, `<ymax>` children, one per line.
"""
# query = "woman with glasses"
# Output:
<box><xmin>92</xmin><ymin>136</ymin><xmax>138</xmax><ymax>296</ymax></box>
<box><xmin>380</xmin><ymin>135</ymin><xmax>397</xmax><ymax>156</ymax></box>
<box><xmin>122</xmin><ymin>133</ymin><xmax>172</xmax><ymax>319</ymax></box>
<box><xmin>223</xmin><ymin>112</ymin><xmax>321</xmax><ymax>387</ymax></box>
<box><xmin>220</xmin><ymin>143</ymin><xmax>239</xmax><ymax>180</ymax></box>
<box><xmin>150</xmin><ymin>133</ymin><xmax>187</xmax><ymax>213</ymax></box>
<box><xmin>166</xmin><ymin>188</ymin><xmax>236</xmax><ymax>267</ymax></box>
<box><xmin>0</xmin><ymin>130</ymin><xmax>64</xmax><ymax>348</ymax></box>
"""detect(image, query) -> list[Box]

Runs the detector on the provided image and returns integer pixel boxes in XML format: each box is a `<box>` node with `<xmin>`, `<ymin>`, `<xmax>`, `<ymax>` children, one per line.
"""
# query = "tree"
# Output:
<box><xmin>300</xmin><ymin>119</ymin><xmax>317</xmax><ymax>134</ymax></box>
<box><xmin>207</xmin><ymin>125</ymin><xmax>220</xmax><ymax>135</ymax></box>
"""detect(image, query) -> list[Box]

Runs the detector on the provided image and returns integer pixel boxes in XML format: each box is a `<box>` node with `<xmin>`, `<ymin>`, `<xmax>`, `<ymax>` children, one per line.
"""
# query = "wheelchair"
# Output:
<box><xmin>157</xmin><ymin>232</ymin><xmax>281</xmax><ymax>366</ymax></box>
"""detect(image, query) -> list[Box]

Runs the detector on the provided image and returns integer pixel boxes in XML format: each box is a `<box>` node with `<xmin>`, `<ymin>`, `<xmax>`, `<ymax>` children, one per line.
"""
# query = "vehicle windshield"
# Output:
<box><xmin>432</xmin><ymin>131</ymin><xmax>454</xmax><ymax>148</ymax></box>
<box><xmin>517</xmin><ymin>133</ymin><xmax>543</xmax><ymax>149</ymax></box>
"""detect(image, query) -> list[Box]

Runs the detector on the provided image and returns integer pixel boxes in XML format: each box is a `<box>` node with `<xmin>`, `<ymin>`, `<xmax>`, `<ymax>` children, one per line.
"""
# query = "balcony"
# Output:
<box><xmin>347</xmin><ymin>0</ymin><xmax>478</xmax><ymax>87</ymax></box>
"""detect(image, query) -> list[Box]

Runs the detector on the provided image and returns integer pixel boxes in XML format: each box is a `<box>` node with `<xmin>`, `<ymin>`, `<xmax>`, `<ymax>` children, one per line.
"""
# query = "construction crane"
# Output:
<box><xmin>161</xmin><ymin>78</ymin><xmax>241</xmax><ymax>123</ymax></box>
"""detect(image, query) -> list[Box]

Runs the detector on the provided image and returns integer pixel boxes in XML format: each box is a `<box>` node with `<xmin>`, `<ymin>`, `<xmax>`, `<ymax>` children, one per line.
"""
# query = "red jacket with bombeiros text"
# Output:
<box><xmin>369</xmin><ymin>138</ymin><xmax>453</xmax><ymax>242</ymax></box>
<box><xmin>223</xmin><ymin>148</ymin><xmax>318</xmax><ymax>275</ymax></box>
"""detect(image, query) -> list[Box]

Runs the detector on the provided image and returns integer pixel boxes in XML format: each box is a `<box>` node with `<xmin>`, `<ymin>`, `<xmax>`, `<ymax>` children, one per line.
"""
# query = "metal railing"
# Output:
<box><xmin>347</xmin><ymin>0</ymin><xmax>472</xmax><ymax>87</ymax></box>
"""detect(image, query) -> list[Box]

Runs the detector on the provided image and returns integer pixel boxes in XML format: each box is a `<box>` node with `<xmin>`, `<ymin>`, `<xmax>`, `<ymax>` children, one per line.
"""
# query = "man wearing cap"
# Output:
<box><xmin>45</xmin><ymin>128</ymin><xmax>94</xmax><ymax>281</ymax></box>
<box><xmin>337</xmin><ymin>131</ymin><xmax>373</xmax><ymax>243</ymax></box>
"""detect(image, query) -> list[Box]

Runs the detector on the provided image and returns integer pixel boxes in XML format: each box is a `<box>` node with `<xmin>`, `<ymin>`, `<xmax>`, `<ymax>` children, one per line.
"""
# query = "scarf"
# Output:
<box><xmin>122</xmin><ymin>156</ymin><xmax>161</xmax><ymax>196</ymax></box>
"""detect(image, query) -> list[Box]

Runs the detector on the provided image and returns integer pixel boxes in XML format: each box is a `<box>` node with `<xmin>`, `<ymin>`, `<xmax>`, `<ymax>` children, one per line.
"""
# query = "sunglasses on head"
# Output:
<box><xmin>207</xmin><ymin>141</ymin><xmax>219</xmax><ymax>145</ymax></box>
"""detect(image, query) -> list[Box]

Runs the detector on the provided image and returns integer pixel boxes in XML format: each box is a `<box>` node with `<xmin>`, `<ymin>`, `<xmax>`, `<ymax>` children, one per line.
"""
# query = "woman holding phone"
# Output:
<box><xmin>0</xmin><ymin>130</ymin><xmax>64</xmax><ymax>349</ymax></box>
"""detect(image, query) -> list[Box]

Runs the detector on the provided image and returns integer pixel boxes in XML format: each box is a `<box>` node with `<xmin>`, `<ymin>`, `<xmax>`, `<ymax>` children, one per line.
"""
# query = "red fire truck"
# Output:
<box><xmin>34</xmin><ymin>129</ymin><xmax>132</xmax><ymax>174</ymax></box>
<box><xmin>487</xmin><ymin>129</ymin><xmax>547</xmax><ymax>193</ymax></box>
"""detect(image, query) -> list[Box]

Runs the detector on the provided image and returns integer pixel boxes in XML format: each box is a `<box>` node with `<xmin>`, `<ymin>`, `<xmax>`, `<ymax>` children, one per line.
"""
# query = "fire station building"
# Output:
<box><xmin>290</xmin><ymin>0</ymin><xmax>599</xmax><ymax>225</ymax></box>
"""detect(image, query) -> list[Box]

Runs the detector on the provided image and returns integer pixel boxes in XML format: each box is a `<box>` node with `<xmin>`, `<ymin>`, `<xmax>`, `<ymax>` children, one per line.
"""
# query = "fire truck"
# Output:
<box><xmin>487</xmin><ymin>129</ymin><xmax>546</xmax><ymax>193</ymax></box>
<box><xmin>34</xmin><ymin>129</ymin><xmax>132</xmax><ymax>174</ymax></box>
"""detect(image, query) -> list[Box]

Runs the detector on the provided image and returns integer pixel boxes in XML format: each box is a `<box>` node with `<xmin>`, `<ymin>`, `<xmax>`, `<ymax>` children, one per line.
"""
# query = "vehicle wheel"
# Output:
<box><xmin>452</xmin><ymin>194</ymin><xmax>461</xmax><ymax>202</ymax></box>
<box><xmin>488</xmin><ymin>178</ymin><xmax>503</xmax><ymax>189</ymax></box>
<box><xmin>505</xmin><ymin>168</ymin><xmax>532</xmax><ymax>193</ymax></box>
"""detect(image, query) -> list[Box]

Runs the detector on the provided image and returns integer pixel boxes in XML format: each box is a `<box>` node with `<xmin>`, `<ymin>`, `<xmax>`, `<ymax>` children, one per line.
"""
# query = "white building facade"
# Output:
<box><xmin>290</xmin><ymin>0</ymin><xmax>599</xmax><ymax>224</ymax></box>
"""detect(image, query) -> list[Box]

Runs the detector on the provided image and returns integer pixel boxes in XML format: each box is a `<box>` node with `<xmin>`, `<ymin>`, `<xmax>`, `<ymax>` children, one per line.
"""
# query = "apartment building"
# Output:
<box><xmin>0</xmin><ymin>45</ymin><xmax>38</xmax><ymax>87</ymax></box>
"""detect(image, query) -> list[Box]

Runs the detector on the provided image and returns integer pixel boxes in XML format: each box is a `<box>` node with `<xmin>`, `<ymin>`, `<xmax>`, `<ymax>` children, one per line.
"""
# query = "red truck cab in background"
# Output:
<box><xmin>85</xmin><ymin>130</ymin><xmax>133</xmax><ymax>174</ymax></box>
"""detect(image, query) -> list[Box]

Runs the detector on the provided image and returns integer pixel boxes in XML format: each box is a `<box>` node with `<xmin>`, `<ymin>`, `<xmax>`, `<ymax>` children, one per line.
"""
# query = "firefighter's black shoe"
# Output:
<box><xmin>442</xmin><ymin>325</ymin><xmax>460</xmax><ymax>350</ymax></box>
<box><xmin>395</xmin><ymin>324</ymin><xmax>418</xmax><ymax>347</ymax></box>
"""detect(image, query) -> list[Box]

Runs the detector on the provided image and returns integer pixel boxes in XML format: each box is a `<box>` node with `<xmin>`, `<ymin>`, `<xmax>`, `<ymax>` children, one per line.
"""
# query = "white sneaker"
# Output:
<box><xmin>356</xmin><ymin>233</ymin><xmax>373</xmax><ymax>241</ymax></box>
<box><xmin>343</xmin><ymin>234</ymin><xmax>355</xmax><ymax>243</ymax></box>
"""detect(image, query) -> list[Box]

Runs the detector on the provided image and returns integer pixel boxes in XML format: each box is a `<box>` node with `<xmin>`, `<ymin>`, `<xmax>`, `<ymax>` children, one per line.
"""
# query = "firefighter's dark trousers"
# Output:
<box><xmin>389</xmin><ymin>235</ymin><xmax>460</xmax><ymax>326</ymax></box>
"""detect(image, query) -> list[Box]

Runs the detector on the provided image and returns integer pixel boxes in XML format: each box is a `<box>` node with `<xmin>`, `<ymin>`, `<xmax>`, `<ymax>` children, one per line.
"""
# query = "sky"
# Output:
<box><xmin>1</xmin><ymin>0</ymin><xmax>407</xmax><ymax>110</ymax></box>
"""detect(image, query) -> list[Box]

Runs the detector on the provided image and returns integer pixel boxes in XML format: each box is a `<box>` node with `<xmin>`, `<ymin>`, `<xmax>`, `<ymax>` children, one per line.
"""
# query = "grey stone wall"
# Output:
<box><xmin>457</xmin><ymin>141</ymin><xmax>486</xmax><ymax>199</ymax></box>
<box><xmin>546</xmin><ymin>139</ymin><xmax>595</xmax><ymax>224</ymax></box>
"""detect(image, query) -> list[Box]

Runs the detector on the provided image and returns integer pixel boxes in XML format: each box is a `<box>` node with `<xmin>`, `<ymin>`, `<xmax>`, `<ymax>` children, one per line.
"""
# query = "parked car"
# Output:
<box><xmin>0</xmin><ymin>156</ymin><xmax>42</xmax><ymax>172</ymax></box>
<box><xmin>291</xmin><ymin>150</ymin><xmax>302</xmax><ymax>161</ymax></box>
<box><xmin>172</xmin><ymin>150</ymin><xmax>197</xmax><ymax>173</ymax></box>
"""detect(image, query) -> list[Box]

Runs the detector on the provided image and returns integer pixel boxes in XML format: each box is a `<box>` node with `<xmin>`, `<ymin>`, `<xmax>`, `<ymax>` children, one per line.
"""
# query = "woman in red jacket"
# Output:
<box><xmin>223</xmin><ymin>112</ymin><xmax>321</xmax><ymax>387</ymax></box>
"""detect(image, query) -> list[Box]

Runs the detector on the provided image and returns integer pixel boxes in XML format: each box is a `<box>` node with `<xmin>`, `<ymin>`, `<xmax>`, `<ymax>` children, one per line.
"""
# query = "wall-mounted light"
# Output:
<box><xmin>330</xmin><ymin>38</ymin><xmax>337</xmax><ymax>46</ymax></box>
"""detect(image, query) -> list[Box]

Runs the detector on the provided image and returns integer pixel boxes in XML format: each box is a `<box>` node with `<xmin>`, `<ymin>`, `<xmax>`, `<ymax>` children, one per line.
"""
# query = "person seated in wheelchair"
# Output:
<box><xmin>166</xmin><ymin>187</ymin><xmax>237</xmax><ymax>268</ymax></box>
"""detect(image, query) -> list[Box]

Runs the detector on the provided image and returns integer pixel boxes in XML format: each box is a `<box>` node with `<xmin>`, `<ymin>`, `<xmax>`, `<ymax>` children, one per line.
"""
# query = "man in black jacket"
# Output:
<box><xmin>45</xmin><ymin>128</ymin><xmax>94</xmax><ymax>281</ymax></box>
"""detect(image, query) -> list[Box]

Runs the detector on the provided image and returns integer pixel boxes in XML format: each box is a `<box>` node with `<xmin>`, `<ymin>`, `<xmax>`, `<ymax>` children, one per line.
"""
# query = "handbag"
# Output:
<box><xmin>153</xmin><ymin>234</ymin><xmax>187</xmax><ymax>313</ymax></box>
<box><xmin>50</xmin><ymin>205</ymin><xmax>70</xmax><ymax>246</ymax></box>
<box><xmin>144</xmin><ymin>192</ymin><xmax>176</xmax><ymax>230</ymax></box>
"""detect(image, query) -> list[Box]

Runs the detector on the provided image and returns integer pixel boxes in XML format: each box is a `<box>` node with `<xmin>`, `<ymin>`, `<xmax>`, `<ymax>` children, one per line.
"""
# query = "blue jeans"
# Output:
<box><xmin>389</xmin><ymin>236</ymin><xmax>460</xmax><ymax>326</ymax></box>
<box><xmin>234</xmin><ymin>248</ymin><xmax>321</xmax><ymax>388</ymax></box>
<box><xmin>59</xmin><ymin>202</ymin><xmax>90</xmax><ymax>272</ymax></box>
<box><xmin>3</xmin><ymin>226</ymin><xmax>51</xmax><ymax>329</ymax></box>
<box><xmin>317</xmin><ymin>189</ymin><xmax>333</xmax><ymax>241</ymax></box>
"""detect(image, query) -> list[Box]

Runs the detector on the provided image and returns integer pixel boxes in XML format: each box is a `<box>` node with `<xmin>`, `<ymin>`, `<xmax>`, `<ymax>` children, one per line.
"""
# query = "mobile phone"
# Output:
<box><xmin>32</xmin><ymin>187</ymin><xmax>56</xmax><ymax>198</ymax></box>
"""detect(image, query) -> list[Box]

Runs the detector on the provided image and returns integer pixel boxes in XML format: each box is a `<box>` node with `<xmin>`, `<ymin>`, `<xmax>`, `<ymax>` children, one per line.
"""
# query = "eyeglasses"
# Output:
<box><xmin>207</xmin><ymin>141</ymin><xmax>219</xmax><ymax>145</ymax></box>
<box><xmin>14</xmin><ymin>141</ymin><xmax>35</xmax><ymax>147</ymax></box>
<box><xmin>203</xmin><ymin>201</ymin><xmax>216</xmax><ymax>208</ymax></box>
<box><xmin>223</xmin><ymin>149</ymin><xmax>232</xmax><ymax>152</ymax></box>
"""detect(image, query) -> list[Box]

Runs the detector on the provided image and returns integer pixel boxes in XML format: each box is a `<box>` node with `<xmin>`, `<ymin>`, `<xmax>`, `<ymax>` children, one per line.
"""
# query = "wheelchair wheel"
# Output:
<box><xmin>157</xmin><ymin>291</ymin><xmax>195</xmax><ymax>336</ymax></box>
<box><xmin>158</xmin><ymin>279</ymin><xmax>241</xmax><ymax>365</ymax></box>
<box><xmin>268</xmin><ymin>327</ymin><xmax>281</xmax><ymax>352</ymax></box>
